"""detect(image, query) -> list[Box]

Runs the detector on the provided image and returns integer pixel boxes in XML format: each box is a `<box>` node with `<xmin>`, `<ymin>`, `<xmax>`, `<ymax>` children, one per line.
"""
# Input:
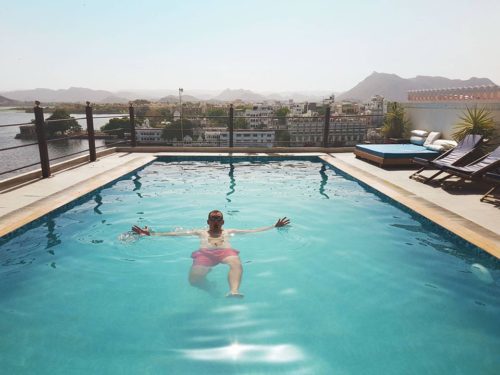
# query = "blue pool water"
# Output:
<box><xmin>1</xmin><ymin>157</ymin><xmax>499</xmax><ymax>374</ymax></box>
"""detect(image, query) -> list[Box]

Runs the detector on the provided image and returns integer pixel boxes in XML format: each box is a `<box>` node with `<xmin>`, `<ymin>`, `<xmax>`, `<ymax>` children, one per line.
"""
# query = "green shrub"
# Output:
<box><xmin>381</xmin><ymin>102</ymin><xmax>410</xmax><ymax>139</ymax></box>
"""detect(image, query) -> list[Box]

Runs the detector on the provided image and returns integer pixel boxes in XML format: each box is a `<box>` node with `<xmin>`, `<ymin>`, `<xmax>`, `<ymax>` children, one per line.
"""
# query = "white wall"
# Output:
<box><xmin>404</xmin><ymin>102</ymin><xmax>500</xmax><ymax>139</ymax></box>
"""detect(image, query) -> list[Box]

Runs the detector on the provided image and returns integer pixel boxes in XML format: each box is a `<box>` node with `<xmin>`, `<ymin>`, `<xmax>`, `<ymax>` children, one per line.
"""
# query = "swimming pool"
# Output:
<box><xmin>1</xmin><ymin>156</ymin><xmax>499</xmax><ymax>374</ymax></box>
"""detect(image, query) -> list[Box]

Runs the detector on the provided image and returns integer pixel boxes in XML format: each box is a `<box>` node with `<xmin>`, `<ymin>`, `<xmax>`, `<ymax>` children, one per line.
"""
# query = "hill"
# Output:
<box><xmin>158</xmin><ymin>94</ymin><xmax>201</xmax><ymax>103</ymax></box>
<box><xmin>212</xmin><ymin>89</ymin><xmax>267</xmax><ymax>102</ymax></box>
<box><xmin>0</xmin><ymin>95</ymin><xmax>22</xmax><ymax>106</ymax></box>
<box><xmin>98</xmin><ymin>95</ymin><xmax>129</xmax><ymax>104</ymax></box>
<box><xmin>264</xmin><ymin>91</ymin><xmax>336</xmax><ymax>102</ymax></box>
<box><xmin>337</xmin><ymin>72</ymin><xmax>496</xmax><ymax>102</ymax></box>
<box><xmin>1</xmin><ymin>87</ymin><xmax>118</xmax><ymax>103</ymax></box>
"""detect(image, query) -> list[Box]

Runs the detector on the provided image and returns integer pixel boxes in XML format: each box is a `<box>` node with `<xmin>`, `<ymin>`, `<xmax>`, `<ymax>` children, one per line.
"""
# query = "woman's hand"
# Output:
<box><xmin>132</xmin><ymin>225</ymin><xmax>151</xmax><ymax>236</ymax></box>
<box><xmin>275</xmin><ymin>217</ymin><xmax>290</xmax><ymax>227</ymax></box>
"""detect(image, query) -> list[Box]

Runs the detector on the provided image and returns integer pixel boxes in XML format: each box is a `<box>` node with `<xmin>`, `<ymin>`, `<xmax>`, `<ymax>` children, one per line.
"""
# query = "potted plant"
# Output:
<box><xmin>381</xmin><ymin>102</ymin><xmax>410</xmax><ymax>141</ymax></box>
<box><xmin>452</xmin><ymin>106</ymin><xmax>496</xmax><ymax>143</ymax></box>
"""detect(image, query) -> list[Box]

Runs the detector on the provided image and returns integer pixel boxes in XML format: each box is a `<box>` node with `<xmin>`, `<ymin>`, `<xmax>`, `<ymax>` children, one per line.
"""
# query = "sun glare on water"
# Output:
<box><xmin>180</xmin><ymin>341</ymin><xmax>305</xmax><ymax>363</ymax></box>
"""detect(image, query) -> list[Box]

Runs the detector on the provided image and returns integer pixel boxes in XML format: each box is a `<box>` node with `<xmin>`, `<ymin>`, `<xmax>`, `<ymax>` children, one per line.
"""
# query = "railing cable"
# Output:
<box><xmin>0</xmin><ymin>142</ymin><xmax>39</xmax><ymax>152</ymax></box>
<box><xmin>0</xmin><ymin>122</ymin><xmax>33</xmax><ymax>128</ymax></box>
<box><xmin>0</xmin><ymin>162</ymin><xmax>41</xmax><ymax>177</ymax></box>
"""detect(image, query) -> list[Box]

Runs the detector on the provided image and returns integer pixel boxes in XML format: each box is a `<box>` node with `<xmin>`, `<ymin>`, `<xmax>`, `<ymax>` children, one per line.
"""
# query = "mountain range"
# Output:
<box><xmin>158</xmin><ymin>94</ymin><xmax>202</xmax><ymax>103</ymax></box>
<box><xmin>337</xmin><ymin>72</ymin><xmax>495</xmax><ymax>102</ymax></box>
<box><xmin>1</xmin><ymin>73</ymin><xmax>497</xmax><ymax>104</ymax></box>
<box><xmin>0</xmin><ymin>87</ymin><xmax>128</xmax><ymax>103</ymax></box>
<box><xmin>0</xmin><ymin>87</ymin><xmax>330</xmax><ymax>104</ymax></box>
<box><xmin>0</xmin><ymin>95</ymin><xmax>22</xmax><ymax>106</ymax></box>
<box><xmin>212</xmin><ymin>89</ymin><xmax>266</xmax><ymax>102</ymax></box>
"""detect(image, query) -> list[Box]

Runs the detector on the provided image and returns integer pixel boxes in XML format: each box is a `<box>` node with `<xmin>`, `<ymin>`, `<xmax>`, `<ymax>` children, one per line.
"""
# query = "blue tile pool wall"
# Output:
<box><xmin>322</xmin><ymin>162</ymin><xmax>499</xmax><ymax>266</ymax></box>
<box><xmin>1</xmin><ymin>155</ymin><xmax>497</xmax><ymax>266</ymax></box>
<box><xmin>156</xmin><ymin>155</ymin><xmax>321</xmax><ymax>164</ymax></box>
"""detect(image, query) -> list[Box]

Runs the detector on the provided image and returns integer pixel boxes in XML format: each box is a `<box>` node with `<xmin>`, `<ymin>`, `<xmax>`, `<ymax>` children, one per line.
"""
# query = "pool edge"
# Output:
<box><xmin>320</xmin><ymin>154</ymin><xmax>500</xmax><ymax>259</ymax></box>
<box><xmin>0</xmin><ymin>155</ymin><xmax>156</xmax><ymax>238</ymax></box>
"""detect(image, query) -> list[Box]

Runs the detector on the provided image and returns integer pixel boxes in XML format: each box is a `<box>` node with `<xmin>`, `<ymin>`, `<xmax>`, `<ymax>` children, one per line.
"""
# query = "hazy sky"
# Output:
<box><xmin>1</xmin><ymin>0</ymin><xmax>499</xmax><ymax>92</ymax></box>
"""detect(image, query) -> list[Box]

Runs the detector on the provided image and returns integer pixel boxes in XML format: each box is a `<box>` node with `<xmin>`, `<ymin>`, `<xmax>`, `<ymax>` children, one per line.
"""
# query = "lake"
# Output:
<box><xmin>0</xmin><ymin>109</ymin><xmax>124</xmax><ymax>178</ymax></box>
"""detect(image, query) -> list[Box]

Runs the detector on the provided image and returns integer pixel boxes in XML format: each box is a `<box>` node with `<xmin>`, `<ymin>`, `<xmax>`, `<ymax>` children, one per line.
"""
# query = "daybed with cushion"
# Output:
<box><xmin>354</xmin><ymin>144</ymin><xmax>440</xmax><ymax>167</ymax></box>
<box><xmin>354</xmin><ymin>130</ymin><xmax>444</xmax><ymax>167</ymax></box>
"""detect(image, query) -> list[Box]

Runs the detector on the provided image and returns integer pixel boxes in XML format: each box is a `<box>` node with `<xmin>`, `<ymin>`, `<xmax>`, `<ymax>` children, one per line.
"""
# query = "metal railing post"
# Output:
<box><xmin>322</xmin><ymin>105</ymin><xmax>331</xmax><ymax>148</ymax></box>
<box><xmin>33</xmin><ymin>101</ymin><xmax>51</xmax><ymax>178</ymax></box>
<box><xmin>85</xmin><ymin>101</ymin><xmax>97</xmax><ymax>161</ymax></box>
<box><xmin>229</xmin><ymin>104</ymin><xmax>234</xmax><ymax>148</ymax></box>
<box><xmin>129</xmin><ymin>103</ymin><xmax>136</xmax><ymax>147</ymax></box>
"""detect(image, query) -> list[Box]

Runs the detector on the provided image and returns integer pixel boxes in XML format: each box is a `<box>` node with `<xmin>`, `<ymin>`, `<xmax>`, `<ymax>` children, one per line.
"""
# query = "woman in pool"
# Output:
<box><xmin>132</xmin><ymin>210</ymin><xmax>290</xmax><ymax>298</ymax></box>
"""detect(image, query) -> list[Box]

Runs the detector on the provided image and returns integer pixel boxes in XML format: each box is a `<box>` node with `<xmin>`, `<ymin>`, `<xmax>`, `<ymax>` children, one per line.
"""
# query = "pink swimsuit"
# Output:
<box><xmin>191</xmin><ymin>248</ymin><xmax>239</xmax><ymax>267</ymax></box>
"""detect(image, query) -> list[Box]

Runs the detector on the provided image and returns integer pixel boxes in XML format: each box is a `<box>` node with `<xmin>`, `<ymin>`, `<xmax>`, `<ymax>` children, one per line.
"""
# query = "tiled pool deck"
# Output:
<box><xmin>0</xmin><ymin>151</ymin><xmax>498</xmax><ymax>257</ymax></box>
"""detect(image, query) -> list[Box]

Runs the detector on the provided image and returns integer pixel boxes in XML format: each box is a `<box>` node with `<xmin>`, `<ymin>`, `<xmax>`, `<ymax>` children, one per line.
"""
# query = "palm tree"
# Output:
<box><xmin>452</xmin><ymin>106</ymin><xmax>496</xmax><ymax>142</ymax></box>
<box><xmin>381</xmin><ymin>102</ymin><xmax>410</xmax><ymax>139</ymax></box>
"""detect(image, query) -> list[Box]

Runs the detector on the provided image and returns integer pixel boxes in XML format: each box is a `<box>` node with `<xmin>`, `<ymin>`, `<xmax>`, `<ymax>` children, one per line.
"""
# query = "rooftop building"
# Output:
<box><xmin>408</xmin><ymin>85</ymin><xmax>500</xmax><ymax>102</ymax></box>
<box><xmin>135</xmin><ymin>128</ymin><xmax>163</xmax><ymax>143</ymax></box>
<box><xmin>204</xmin><ymin>128</ymin><xmax>275</xmax><ymax>147</ymax></box>
<box><xmin>244</xmin><ymin>105</ymin><xmax>275</xmax><ymax>129</ymax></box>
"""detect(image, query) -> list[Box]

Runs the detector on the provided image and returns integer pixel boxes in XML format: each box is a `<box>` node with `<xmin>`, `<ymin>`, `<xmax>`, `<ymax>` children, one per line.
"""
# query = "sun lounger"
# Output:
<box><xmin>438</xmin><ymin>145</ymin><xmax>500</xmax><ymax>183</ymax></box>
<box><xmin>481</xmin><ymin>168</ymin><xmax>500</xmax><ymax>203</ymax></box>
<box><xmin>409</xmin><ymin>134</ymin><xmax>483</xmax><ymax>183</ymax></box>
<box><xmin>441</xmin><ymin>146</ymin><xmax>500</xmax><ymax>177</ymax></box>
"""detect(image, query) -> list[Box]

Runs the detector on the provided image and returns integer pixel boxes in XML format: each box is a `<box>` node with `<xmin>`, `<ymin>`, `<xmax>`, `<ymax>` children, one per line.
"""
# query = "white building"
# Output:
<box><xmin>367</xmin><ymin>95</ymin><xmax>385</xmax><ymax>115</ymax></box>
<box><xmin>288</xmin><ymin>103</ymin><xmax>305</xmax><ymax>116</ymax></box>
<box><xmin>136</xmin><ymin>128</ymin><xmax>163</xmax><ymax>143</ymax></box>
<box><xmin>244</xmin><ymin>105</ymin><xmax>274</xmax><ymax>129</ymax></box>
<box><xmin>204</xmin><ymin>128</ymin><xmax>275</xmax><ymax>147</ymax></box>
<box><xmin>288</xmin><ymin>116</ymin><xmax>324</xmax><ymax>146</ymax></box>
<box><xmin>289</xmin><ymin>113</ymin><xmax>369</xmax><ymax>146</ymax></box>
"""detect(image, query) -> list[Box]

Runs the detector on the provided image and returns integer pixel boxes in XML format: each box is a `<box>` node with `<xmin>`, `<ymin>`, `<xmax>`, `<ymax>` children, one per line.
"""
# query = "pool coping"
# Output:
<box><xmin>320</xmin><ymin>154</ymin><xmax>500</xmax><ymax>258</ymax></box>
<box><xmin>0</xmin><ymin>155</ymin><xmax>156</xmax><ymax>238</ymax></box>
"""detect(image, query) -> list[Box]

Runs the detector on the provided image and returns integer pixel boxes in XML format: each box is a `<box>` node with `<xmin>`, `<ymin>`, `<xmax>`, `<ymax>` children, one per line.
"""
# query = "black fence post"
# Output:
<box><xmin>85</xmin><ymin>101</ymin><xmax>97</xmax><ymax>161</ymax></box>
<box><xmin>33</xmin><ymin>101</ymin><xmax>50</xmax><ymax>178</ymax></box>
<box><xmin>129</xmin><ymin>103</ymin><xmax>136</xmax><ymax>147</ymax></box>
<box><xmin>229</xmin><ymin>104</ymin><xmax>234</xmax><ymax>148</ymax></box>
<box><xmin>322</xmin><ymin>105</ymin><xmax>331</xmax><ymax>148</ymax></box>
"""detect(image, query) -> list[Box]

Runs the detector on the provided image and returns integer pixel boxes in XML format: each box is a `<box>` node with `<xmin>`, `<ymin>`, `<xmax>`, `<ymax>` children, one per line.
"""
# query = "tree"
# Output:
<box><xmin>131</xmin><ymin>99</ymin><xmax>150</xmax><ymax>105</ymax></box>
<box><xmin>146</xmin><ymin>107</ymin><xmax>170</xmax><ymax>127</ymax></box>
<box><xmin>101</xmin><ymin>117</ymin><xmax>131</xmax><ymax>137</ymax></box>
<box><xmin>275</xmin><ymin>107</ymin><xmax>290</xmax><ymax>125</ymax></box>
<box><xmin>235</xmin><ymin>117</ymin><xmax>248</xmax><ymax>129</ymax></box>
<box><xmin>134</xmin><ymin>105</ymin><xmax>150</xmax><ymax>127</ymax></box>
<box><xmin>381</xmin><ymin>102</ymin><xmax>410</xmax><ymax>138</ymax></box>
<box><xmin>162</xmin><ymin>119</ymin><xmax>194</xmax><ymax>141</ymax></box>
<box><xmin>452</xmin><ymin>106</ymin><xmax>496</xmax><ymax>142</ymax></box>
<box><xmin>316</xmin><ymin>106</ymin><xmax>326</xmax><ymax>116</ymax></box>
<box><xmin>44</xmin><ymin>108</ymin><xmax>81</xmax><ymax>137</ymax></box>
<box><xmin>276</xmin><ymin>130</ymin><xmax>291</xmax><ymax>147</ymax></box>
<box><xmin>207</xmin><ymin>108</ymin><xmax>228</xmax><ymax>127</ymax></box>
<box><xmin>159</xmin><ymin>108</ymin><xmax>173</xmax><ymax>122</ymax></box>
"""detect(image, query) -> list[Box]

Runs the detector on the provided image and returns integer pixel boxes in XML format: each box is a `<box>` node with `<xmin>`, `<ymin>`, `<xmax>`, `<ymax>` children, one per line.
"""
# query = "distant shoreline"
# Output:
<box><xmin>15</xmin><ymin>131</ymin><xmax>120</xmax><ymax>140</ymax></box>
<box><xmin>0</xmin><ymin>105</ymin><xmax>129</xmax><ymax>115</ymax></box>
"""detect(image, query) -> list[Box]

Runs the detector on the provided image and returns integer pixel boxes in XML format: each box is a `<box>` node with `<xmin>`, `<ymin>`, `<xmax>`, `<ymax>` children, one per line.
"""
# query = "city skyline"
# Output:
<box><xmin>2</xmin><ymin>0</ymin><xmax>499</xmax><ymax>92</ymax></box>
